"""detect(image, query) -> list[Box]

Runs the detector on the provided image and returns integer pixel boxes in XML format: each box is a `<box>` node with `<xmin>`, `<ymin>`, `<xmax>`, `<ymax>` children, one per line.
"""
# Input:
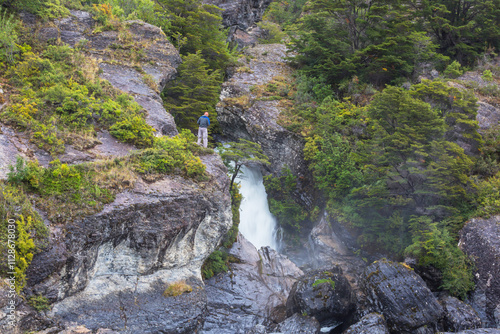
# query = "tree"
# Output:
<box><xmin>154</xmin><ymin>0</ymin><xmax>234</xmax><ymax>72</ymax></box>
<box><xmin>162</xmin><ymin>51</ymin><xmax>222</xmax><ymax>131</ymax></box>
<box><xmin>218</xmin><ymin>139</ymin><xmax>270</xmax><ymax>191</ymax></box>
<box><xmin>415</xmin><ymin>0</ymin><xmax>500</xmax><ymax>65</ymax></box>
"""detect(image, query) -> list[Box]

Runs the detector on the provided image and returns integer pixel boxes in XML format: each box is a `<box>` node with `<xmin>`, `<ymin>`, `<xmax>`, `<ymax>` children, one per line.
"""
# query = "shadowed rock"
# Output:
<box><xmin>460</xmin><ymin>216</ymin><xmax>500</xmax><ymax>328</ymax></box>
<box><xmin>342</xmin><ymin>313</ymin><xmax>389</xmax><ymax>334</ymax></box>
<box><xmin>286</xmin><ymin>267</ymin><xmax>355</xmax><ymax>328</ymax></box>
<box><xmin>439</xmin><ymin>295</ymin><xmax>482</xmax><ymax>332</ymax></box>
<box><xmin>361</xmin><ymin>260</ymin><xmax>444</xmax><ymax>334</ymax></box>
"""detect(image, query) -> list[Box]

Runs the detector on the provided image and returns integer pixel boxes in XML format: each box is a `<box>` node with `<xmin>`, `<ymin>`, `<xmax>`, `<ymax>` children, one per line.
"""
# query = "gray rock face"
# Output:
<box><xmin>286</xmin><ymin>267</ymin><xmax>355</xmax><ymax>327</ymax></box>
<box><xmin>440</xmin><ymin>330</ymin><xmax>500</xmax><ymax>334</ymax></box>
<box><xmin>361</xmin><ymin>260</ymin><xmax>444</xmax><ymax>334</ymax></box>
<box><xmin>439</xmin><ymin>295</ymin><xmax>482</xmax><ymax>332</ymax></box>
<box><xmin>275</xmin><ymin>313</ymin><xmax>321</xmax><ymax>334</ymax></box>
<box><xmin>343</xmin><ymin>313</ymin><xmax>389</xmax><ymax>334</ymax></box>
<box><xmin>23</xmin><ymin>10</ymin><xmax>180</xmax><ymax>137</ymax></box>
<box><xmin>459</xmin><ymin>216</ymin><xmax>500</xmax><ymax>328</ymax></box>
<box><xmin>0</xmin><ymin>125</ymin><xmax>28</xmax><ymax>179</ymax></box>
<box><xmin>202</xmin><ymin>234</ymin><xmax>303</xmax><ymax>334</ymax></box>
<box><xmin>217</xmin><ymin>44</ymin><xmax>309</xmax><ymax>191</ymax></box>
<box><xmin>204</xmin><ymin>0</ymin><xmax>272</xmax><ymax>30</ymax></box>
<box><xmin>477</xmin><ymin>102</ymin><xmax>500</xmax><ymax>131</ymax></box>
<box><xmin>3</xmin><ymin>155</ymin><xmax>232</xmax><ymax>333</ymax></box>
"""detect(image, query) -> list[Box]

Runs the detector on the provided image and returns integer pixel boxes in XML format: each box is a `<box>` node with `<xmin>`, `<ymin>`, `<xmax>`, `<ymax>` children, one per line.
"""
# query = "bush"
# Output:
<box><xmin>28</xmin><ymin>295</ymin><xmax>51</xmax><ymax>312</ymax></box>
<box><xmin>163</xmin><ymin>281</ymin><xmax>192</xmax><ymax>297</ymax></box>
<box><xmin>201</xmin><ymin>250</ymin><xmax>228</xmax><ymax>279</ymax></box>
<box><xmin>443</xmin><ymin>61</ymin><xmax>464</xmax><ymax>78</ymax></box>
<box><xmin>110</xmin><ymin>115</ymin><xmax>155</xmax><ymax>147</ymax></box>
<box><xmin>0</xmin><ymin>9</ymin><xmax>19</xmax><ymax>62</ymax></box>
<box><xmin>131</xmin><ymin>130</ymin><xmax>206</xmax><ymax>180</ymax></box>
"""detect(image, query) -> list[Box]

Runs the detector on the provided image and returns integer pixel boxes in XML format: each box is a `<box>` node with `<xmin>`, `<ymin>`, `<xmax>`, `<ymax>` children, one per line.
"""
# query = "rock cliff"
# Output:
<box><xmin>460</xmin><ymin>216</ymin><xmax>500</xmax><ymax>328</ymax></box>
<box><xmin>217</xmin><ymin>44</ymin><xmax>309</xmax><ymax>186</ymax></box>
<box><xmin>0</xmin><ymin>11</ymin><xmax>235</xmax><ymax>334</ymax></box>
<box><xmin>202</xmin><ymin>234</ymin><xmax>303</xmax><ymax>333</ymax></box>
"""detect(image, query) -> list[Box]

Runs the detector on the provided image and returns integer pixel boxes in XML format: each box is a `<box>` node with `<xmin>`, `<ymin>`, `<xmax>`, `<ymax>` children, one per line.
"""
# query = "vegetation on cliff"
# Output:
<box><xmin>258</xmin><ymin>0</ymin><xmax>500</xmax><ymax>298</ymax></box>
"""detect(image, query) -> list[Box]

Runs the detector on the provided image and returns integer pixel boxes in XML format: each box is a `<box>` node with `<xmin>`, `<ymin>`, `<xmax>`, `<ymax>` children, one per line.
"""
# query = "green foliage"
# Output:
<box><xmin>264</xmin><ymin>167</ymin><xmax>310</xmax><ymax>242</ymax></box>
<box><xmin>257</xmin><ymin>21</ymin><xmax>287</xmax><ymax>44</ymax></box>
<box><xmin>312</xmin><ymin>278</ymin><xmax>335</xmax><ymax>290</ymax></box>
<box><xmin>482</xmin><ymin>70</ymin><xmax>494</xmax><ymax>82</ymax></box>
<box><xmin>222</xmin><ymin>184</ymin><xmax>242</xmax><ymax>249</ymax></box>
<box><xmin>2</xmin><ymin>46</ymin><xmax>154</xmax><ymax>154</ymax></box>
<box><xmin>405</xmin><ymin>216</ymin><xmax>475</xmax><ymax>299</ymax></box>
<box><xmin>218</xmin><ymin>139</ymin><xmax>270</xmax><ymax>191</ymax></box>
<box><xmin>131</xmin><ymin>130</ymin><xmax>207</xmax><ymax>181</ymax></box>
<box><xmin>444</xmin><ymin>61</ymin><xmax>464</xmax><ymax>78</ymax></box>
<box><xmin>0</xmin><ymin>9</ymin><xmax>19</xmax><ymax>63</ymax></box>
<box><xmin>155</xmin><ymin>0</ymin><xmax>234</xmax><ymax>72</ymax></box>
<box><xmin>0</xmin><ymin>181</ymin><xmax>48</xmax><ymax>281</ymax></box>
<box><xmin>7</xmin><ymin>157</ymin><xmax>115</xmax><ymax>223</ymax></box>
<box><xmin>0</xmin><ymin>0</ymin><xmax>70</xmax><ymax>20</ymax></box>
<box><xmin>12</xmin><ymin>215</ymin><xmax>36</xmax><ymax>293</ymax></box>
<box><xmin>163</xmin><ymin>52</ymin><xmax>222</xmax><ymax>132</ymax></box>
<box><xmin>28</xmin><ymin>295</ymin><xmax>51</xmax><ymax>312</ymax></box>
<box><xmin>474</xmin><ymin>172</ymin><xmax>500</xmax><ymax>218</ymax></box>
<box><xmin>201</xmin><ymin>250</ymin><xmax>228</xmax><ymax>280</ymax></box>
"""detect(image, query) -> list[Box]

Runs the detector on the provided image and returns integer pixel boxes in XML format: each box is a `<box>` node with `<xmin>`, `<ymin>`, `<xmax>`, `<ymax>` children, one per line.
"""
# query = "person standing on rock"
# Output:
<box><xmin>197</xmin><ymin>111</ymin><xmax>210</xmax><ymax>148</ymax></box>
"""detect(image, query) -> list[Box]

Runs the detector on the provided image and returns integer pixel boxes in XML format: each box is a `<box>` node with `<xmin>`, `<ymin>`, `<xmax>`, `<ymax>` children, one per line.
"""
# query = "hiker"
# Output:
<box><xmin>197</xmin><ymin>111</ymin><xmax>210</xmax><ymax>148</ymax></box>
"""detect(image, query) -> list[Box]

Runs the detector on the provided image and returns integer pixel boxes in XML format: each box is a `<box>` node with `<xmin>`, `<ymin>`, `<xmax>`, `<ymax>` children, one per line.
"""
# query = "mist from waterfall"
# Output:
<box><xmin>237</xmin><ymin>165</ymin><xmax>281</xmax><ymax>251</ymax></box>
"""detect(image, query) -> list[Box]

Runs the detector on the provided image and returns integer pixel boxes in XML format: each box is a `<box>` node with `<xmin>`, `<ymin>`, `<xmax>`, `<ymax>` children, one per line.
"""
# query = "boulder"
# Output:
<box><xmin>275</xmin><ymin>313</ymin><xmax>321</xmax><ymax>334</ymax></box>
<box><xmin>476</xmin><ymin>102</ymin><xmax>500</xmax><ymax>132</ymax></box>
<box><xmin>439</xmin><ymin>295</ymin><xmax>482</xmax><ymax>332</ymax></box>
<box><xmin>202</xmin><ymin>234</ymin><xmax>303</xmax><ymax>334</ymax></box>
<box><xmin>361</xmin><ymin>260</ymin><xmax>444</xmax><ymax>334</ymax></box>
<box><xmin>440</xmin><ymin>330</ymin><xmax>500</xmax><ymax>334</ymax></box>
<box><xmin>286</xmin><ymin>267</ymin><xmax>355</xmax><ymax>328</ymax></box>
<box><xmin>459</xmin><ymin>216</ymin><xmax>500</xmax><ymax>328</ymax></box>
<box><xmin>342</xmin><ymin>313</ymin><xmax>389</xmax><ymax>334</ymax></box>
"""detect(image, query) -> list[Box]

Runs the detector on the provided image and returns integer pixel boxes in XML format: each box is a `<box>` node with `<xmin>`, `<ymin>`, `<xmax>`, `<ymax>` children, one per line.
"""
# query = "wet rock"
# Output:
<box><xmin>459</xmin><ymin>216</ymin><xmax>500</xmax><ymax>328</ymax></box>
<box><xmin>342</xmin><ymin>313</ymin><xmax>389</xmax><ymax>334</ymax></box>
<box><xmin>361</xmin><ymin>260</ymin><xmax>444</xmax><ymax>334</ymax></box>
<box><xmin>439</xmin><ymin>295</ymin><xmax>482</xmax><ymax>332</ymax></box>
<box><xmin>440</xmin><ymin>330</ymin><xmax>500</xmax><ymax>334</ymax></box>
<box><xmin>286</xmin><ymin>267</ymin><xmax>355</xmax><ymax>328</ymax></box>
<box><xmin>275</xmin><ymin>313</ymin><xmax>321</xmax><ymax>334</ymax></box>
<box><xmin>204</xmin><ymin>0</ymin><xmax>272</xmax><ymax>30</ymax></box>
<box><xmin>202</xmin><ymin>234</ymin><xmax>303</xmax><ymax>334</ymax></box>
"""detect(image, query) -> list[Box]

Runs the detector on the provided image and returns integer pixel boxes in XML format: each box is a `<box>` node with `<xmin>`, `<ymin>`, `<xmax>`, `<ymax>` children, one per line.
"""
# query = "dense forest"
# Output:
<box><xmin>1</xmin><ymin>0</ymin><xmax>500</xmax><ymax>302</ymax></box>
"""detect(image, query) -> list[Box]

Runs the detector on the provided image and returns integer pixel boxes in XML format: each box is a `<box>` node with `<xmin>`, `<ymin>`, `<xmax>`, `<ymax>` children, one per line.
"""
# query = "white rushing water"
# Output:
<box><xmin>237</xmin><ymin>166</ymin><xmax>280</xmax><ymax>251</ymax></box>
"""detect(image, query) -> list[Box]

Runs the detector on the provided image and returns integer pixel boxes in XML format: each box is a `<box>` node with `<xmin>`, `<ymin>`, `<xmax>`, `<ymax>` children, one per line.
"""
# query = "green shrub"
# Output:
<box><xmin>443</xmin><ymin>61</ymin><xmax>464</xmax><ymax>78</ymax></box>
<box><xmin>257</xmin><ymin>21</ymin><xmax>287</xmax><ymax>44</ymax></box>
<box><xmin>0</xmin><ymin>9</ymin><xmax>19</xmax><ymax>63</ymax></box>
<box><xmin>110</xmin><ymin>115</ymin><xmax>155</xmax><ymax>147</ymax></box>
<box><xmin>28</xmin><ymin>295</ymin><xmax>51</xmax><ymax>312</ymax></box>
<box><xmin>131</xmin><ymin>130</ymin><xmax>206</xmax><ymax>180</ymax></box>
<box><xmin>201</xmin><ymin>250</ymin><xmax>228</xmax><ymax>280</ymax></box>
<box><xmin>481</xmin><ymin>69</ymin><xmax>493</xmax><ymax>82</ymax></box>
<box><xmin>312</xmin><ymin>278</ymin><xmax>335</xmax><ymax>290</ymax></box>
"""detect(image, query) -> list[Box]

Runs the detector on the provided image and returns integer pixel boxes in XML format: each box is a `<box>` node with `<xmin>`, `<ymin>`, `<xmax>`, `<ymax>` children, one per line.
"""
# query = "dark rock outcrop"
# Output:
<box><xmin>459</xmin><ymin>216</ymin><xmax>500</xmax><ymax>328</ymax></box>
<box><xmin>439</xmin><ymin>295</ymin><xmax>482</xmax><ymax>332</ymax></box>
<box><xmin>275</xmin><ymin>313</ymin><xmax>321</xmax><ymax>334</ymax></box>
<box><xmin>343</xmin><ymin>313</ymin><xmax>389</xmax><ymax>334</ymax></box>
<box><xmin>204</xmin><ymin>0</ymin><xmax>272</xmax><ymax>30</ymax></box>
<box><xmin>202</xmin><ymin>234</ymin><xmax>303</xmax><ymax>334</ymax></box>
<box><xmin>361</xmin><ymin>260</ymin><xmax>444</xmax><ymax>334</ymax></box>
<box><xmin>440</xmin><ymin>330</ymin><xmax>500</xmax><ymax>334</ymax></box>
<box><xmin>286</xmin><ymin>267</ymin><xmax>355</xmax><ymax>328</ymax></box>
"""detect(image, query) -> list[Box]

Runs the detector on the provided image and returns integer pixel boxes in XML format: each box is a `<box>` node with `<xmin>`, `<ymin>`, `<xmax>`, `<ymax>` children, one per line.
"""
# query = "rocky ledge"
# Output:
<box><xmin>0</xmin><ymin>154</ymin><xmax>232</xmax><ymax>333</ymax></box>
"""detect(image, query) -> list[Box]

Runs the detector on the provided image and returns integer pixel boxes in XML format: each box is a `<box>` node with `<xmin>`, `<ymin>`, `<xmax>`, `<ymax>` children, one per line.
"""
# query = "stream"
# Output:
<box><xmin>236</xmin><ymin>166</ymin><xmax>281</xmax><ymax>251</ymax></box>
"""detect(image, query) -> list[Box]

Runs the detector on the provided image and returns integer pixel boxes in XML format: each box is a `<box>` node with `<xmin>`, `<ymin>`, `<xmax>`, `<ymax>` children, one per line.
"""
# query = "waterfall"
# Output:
<box><xmin>237</xmin><ymin>165</ymin><xmax>281</xmax><ymax>251</ymax></box>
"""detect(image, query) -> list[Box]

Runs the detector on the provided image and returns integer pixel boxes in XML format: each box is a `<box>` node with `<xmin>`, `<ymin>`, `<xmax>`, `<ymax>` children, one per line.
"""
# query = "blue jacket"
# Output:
<box><xmin>197</xmin><ymin>115</ymin><xmax>210</xmax><ymax>128</ymax></box>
